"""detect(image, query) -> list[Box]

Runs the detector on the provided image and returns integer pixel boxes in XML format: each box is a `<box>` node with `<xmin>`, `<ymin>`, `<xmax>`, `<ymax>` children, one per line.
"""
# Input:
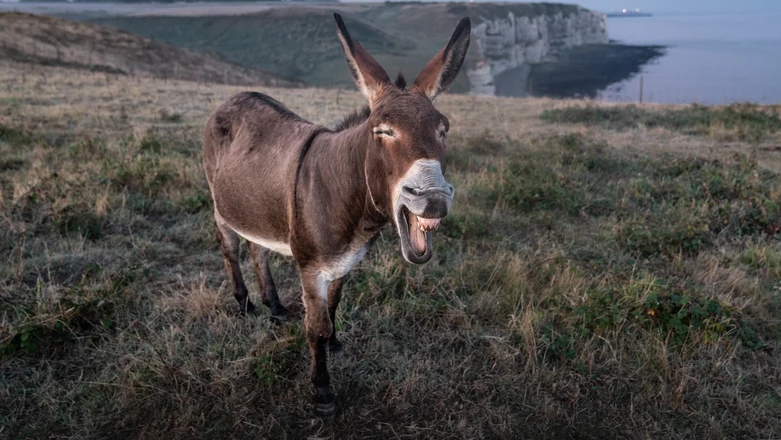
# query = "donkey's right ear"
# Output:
<box><xmin>412</xmin><ymin>17</ymin><xmax>471</xmax><ymax>101</ymax></box>
<box><xmin>334</xmin><ymin>13</ymin><xmax>391</xmax><ymax>106</ymax></box>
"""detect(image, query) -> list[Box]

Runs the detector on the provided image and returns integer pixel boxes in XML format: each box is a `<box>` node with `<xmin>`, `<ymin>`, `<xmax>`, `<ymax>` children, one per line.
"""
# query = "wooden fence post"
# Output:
<box><xmin>639</xmin><ymin>76</ymin><xmax>644</xmax><ymax>103</ymax></box>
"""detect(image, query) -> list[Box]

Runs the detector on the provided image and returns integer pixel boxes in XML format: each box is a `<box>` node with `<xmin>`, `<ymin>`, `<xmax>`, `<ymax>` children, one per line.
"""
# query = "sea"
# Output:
<box><xmin>603</xmin><ymin>11</ymin><xmax>781</xmax><ymax>105</ymax></box>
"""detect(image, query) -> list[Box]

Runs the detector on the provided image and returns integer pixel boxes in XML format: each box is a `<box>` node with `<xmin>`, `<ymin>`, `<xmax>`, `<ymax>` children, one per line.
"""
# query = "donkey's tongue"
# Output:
<box><xmin>408</xmin><ymin>214</ymin><xmax>427</xmax><ymax>255</ymax></box>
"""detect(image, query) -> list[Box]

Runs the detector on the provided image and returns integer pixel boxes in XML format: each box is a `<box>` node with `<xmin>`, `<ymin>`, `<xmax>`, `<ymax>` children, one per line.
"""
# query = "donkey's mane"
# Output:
<box><xmin>394</xmin><ymin>72</ymin><xmax>407</xmax><ymax>90</ymax></box>
<box><xmin>333</xmin><ymin>73</ymin><xmax>407</xmax><ymax>132</ymax></box>
<box><xmin>334</xmin><ymin>106</ymin><xmax>371</xmax><ymax>132</ymax></box>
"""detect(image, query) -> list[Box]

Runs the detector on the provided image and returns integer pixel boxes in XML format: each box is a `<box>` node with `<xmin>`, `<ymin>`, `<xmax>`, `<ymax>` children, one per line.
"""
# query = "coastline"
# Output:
<box><xmin>526</xmin><ymin>43</ymin><xmax>666</xmax><ymax>99</ymax></box>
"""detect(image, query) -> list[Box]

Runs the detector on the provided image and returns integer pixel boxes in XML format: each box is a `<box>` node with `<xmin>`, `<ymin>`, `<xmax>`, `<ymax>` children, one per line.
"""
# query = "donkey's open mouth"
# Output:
<box><xmin>393</xmin><ymin>160</ymin><xmax>455</xmax><ymax>264</ymax></box>
<box><xmin>398</xmin><ymin>205</ymin><xmax>441</xmax><ymax>264</ymax></box>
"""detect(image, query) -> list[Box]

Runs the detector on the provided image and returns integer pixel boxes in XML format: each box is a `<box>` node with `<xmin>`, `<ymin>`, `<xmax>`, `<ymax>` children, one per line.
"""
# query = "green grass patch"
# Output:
<box><xmin>56</xmin><ymin>206</ymin><xmax>104</xmax><ymax>241</ymax></box>
<box><xmin>459</xmin><ymin>135</ymin><xmax>630</xmax><ymax>222</ymax></box>
<box><xmin>0</xmin><ymin>267</ymin><xmax>138</xmax><ymax>357</ymax></box>
<box><xmin>0</xmin><ymin>293</ymin><xmax>114</xmax><ymax>356</ymax></box>
<box><xmin>0</xmin><ymin>122</ymin><xmax>34</xmax><ymax>146</ymax></box>
<box><xmin>0</xmin><ymin>157</ymin><xmax>26</xmax><ymax>172</ymax></box>
<box><xmin>441</xmin><ymin>212</ymin><xmax>493</xmax><ymax>240</ymax></box>
<box><xmin>739</xmin><ymin>244</ymin><xmax>781</xmax><ymax>271</ymax></box>
<box><xmin>617</xmin><ymin>158</ymin><xmax>781</xmax><ymax>258</ymax></box>
<box><xmin>107</xmin><ymin>156</ymin><xmax>180</xmax><ymax>195</ymax></box>
<box><xmin>536</xmin><ymin>275</ymin><xmax>763</xmax><ymax>367</ymax></box>
<box><xmin>617</xmin><ymin>214</ymin><xmax>713</xmax><ymax>258</ymax></box>
<box><xmin>159</xmin><ymin>110</ymin><xmax>183</xmax><ymax>123</ymax></box>
<box><xmin>542</xmin><ymin>103</ymin><xmax>781</xmax><ymax>141</ymax></box>
<box><xmin>451</xmin><ymin>133</ymin><xmax>780</xmax><ymax>263</ymax></box>
<box><xmin>577</xmin><ymin>278</ymin><xmax>753</xmax><ymax>346</ymax></box>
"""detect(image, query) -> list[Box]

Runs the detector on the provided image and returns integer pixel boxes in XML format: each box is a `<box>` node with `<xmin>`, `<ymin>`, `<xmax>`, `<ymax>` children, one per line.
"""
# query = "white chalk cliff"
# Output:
<box><xmin>467</xmin><ymin>7</ymin><xmax>608</xmax><ymax>96</ymax></box>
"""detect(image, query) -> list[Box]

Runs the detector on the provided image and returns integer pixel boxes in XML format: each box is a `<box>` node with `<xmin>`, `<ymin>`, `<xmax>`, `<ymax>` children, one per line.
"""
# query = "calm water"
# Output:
<box><xmin>603</xmin><ymin>12</ymin><xmax>781</xmax><ymax>104</ymax></box>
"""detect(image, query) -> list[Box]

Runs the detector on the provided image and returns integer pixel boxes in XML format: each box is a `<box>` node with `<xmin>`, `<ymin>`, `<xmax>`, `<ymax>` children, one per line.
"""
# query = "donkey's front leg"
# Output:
<box><xmin>300</xmin><ymin>271</ymin><xmax>336</xmax><ymax>416</ymax></box>
<box><xmin>327</xmin><ymin>277</ymin><xmax>345</xmax><ymax>353</ymax></box>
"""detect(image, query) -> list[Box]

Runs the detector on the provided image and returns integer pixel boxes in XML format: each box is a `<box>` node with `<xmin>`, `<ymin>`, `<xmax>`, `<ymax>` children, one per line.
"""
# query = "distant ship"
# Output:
<box><xmin>606</xmin><ymin>8</ymin><xmax>653</xmax><ymax>17</ymax></box>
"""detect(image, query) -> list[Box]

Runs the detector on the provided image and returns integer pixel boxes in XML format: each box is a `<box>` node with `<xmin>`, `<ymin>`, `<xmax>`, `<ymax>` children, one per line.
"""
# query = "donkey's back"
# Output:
<box><xmin>203</xmin><ymin>91</ymin><xmax>318</xmax><ymax>250</ymax></box>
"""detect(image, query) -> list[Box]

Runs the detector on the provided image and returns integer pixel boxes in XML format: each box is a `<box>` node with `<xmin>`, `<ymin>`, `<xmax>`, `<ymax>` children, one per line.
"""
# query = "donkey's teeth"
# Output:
<box><xmin>417</xmin><ymin>217</ymin><xmax>441</xmax><ymax>232</ymax></box>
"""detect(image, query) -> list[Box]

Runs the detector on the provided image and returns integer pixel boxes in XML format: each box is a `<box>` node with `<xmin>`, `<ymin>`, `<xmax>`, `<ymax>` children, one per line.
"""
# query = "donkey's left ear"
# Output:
<box><xmin>412</xmin><ymin>17</ymin><xmax>471</xmax><ymax>101</ymax></box>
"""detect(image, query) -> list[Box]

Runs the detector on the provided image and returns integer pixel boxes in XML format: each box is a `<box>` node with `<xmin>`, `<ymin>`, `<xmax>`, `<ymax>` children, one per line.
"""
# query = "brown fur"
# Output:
<box><xmin>202</xmin><ymin>13</ymin><xmax>471</xmax><ymax>415</ymax></box>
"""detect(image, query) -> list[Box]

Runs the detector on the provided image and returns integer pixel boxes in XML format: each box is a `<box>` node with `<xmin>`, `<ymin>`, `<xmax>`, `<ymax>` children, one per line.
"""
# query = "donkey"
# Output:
<box><xmin>202</xmin><ymin>13</ymin><xmax>471</xmax><ymax>415</ymax></box>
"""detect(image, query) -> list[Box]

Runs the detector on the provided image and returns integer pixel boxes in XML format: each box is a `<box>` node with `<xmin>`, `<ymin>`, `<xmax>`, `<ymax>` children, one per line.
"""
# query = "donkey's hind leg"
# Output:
<box><xmin>249</xmin><ymin>242</ymin><xmax>290</xmax><ymax>320</ymax></box>
<box><xmin>215</xmin><ymin>217</ymin><xmax>255</xmax><ymax>314</ymax></box>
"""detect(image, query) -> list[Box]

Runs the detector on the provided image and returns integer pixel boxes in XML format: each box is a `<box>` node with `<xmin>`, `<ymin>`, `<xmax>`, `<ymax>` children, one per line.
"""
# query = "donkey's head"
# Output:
<box><xmin>334</xmin><ymin>13</ymin><xmax>470</xmax><ymax>264</ymax></box>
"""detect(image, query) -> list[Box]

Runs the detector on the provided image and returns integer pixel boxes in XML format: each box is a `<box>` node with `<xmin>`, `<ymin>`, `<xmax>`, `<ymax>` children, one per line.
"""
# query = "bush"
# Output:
<box><xmin>0</xmin><ymin>266</ymin><xmax>137</xmax><ymax>358</ymax></box>
<box><xmin>572</xmin><ymin>278</ymin><xmax>761</xmax><ymax>348</ymax></box>
<box><xmin>56</xmin><ymin>207</ymin><xmax>104</xmax><ymax>240</ymax></box>
<box><xmin>159</xmin><ymin>110</ymin><xmax>183</xmax><ymax>123</ymax></box>
<box><xmin>617</xmin><ymin>220</ymin><xmax>712</xmax><ymax>258</ymax></box>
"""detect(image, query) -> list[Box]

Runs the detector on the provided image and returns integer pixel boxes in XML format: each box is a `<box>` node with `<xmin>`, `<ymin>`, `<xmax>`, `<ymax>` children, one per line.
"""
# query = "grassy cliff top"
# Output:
<box><xmin>1</xmin><ymin>60</ymin><xmax>781</xmax><ymax>438</ymax></box>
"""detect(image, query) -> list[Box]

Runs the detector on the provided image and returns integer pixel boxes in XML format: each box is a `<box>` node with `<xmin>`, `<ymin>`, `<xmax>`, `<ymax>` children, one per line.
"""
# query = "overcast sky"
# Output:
<box><xmin>551</xmin><ymin>0</ymin><xmax>781</xmax><ymax>14</ymax></box>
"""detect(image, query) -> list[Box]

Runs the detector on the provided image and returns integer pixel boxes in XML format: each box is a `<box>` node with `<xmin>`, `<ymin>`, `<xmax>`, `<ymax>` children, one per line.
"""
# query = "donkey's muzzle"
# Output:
<box><xmin>401</xmin><ymin>184</ymin><xmax>455</xmax><ymax>219</ymax></box>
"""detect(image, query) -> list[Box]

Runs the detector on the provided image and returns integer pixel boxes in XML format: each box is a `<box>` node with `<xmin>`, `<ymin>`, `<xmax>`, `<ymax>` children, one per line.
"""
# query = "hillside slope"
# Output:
<box><xmin>90</xmin><ymin>2</ymin><xmax>613</xmax><ymax>95</ymax></box>
<box><xmin>0</xmin><ymin>12</ymin><xmax>304</xmax><ymax>87</ymax></box>
<box><xmin>92</xmin><ymin>7</ymin><xmax>426</xmax><ymax>90</ymax></box>
<box><xmin>91</xmin><ymin>3</ymin><xmax>534</xmax><ymax>91</ymax></box>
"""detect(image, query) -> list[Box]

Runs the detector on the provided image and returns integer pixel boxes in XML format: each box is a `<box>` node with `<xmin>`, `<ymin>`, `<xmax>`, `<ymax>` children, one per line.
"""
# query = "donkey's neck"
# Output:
<box><xmin>296</xmin><ymin>120</ymin><xmax>386</xmax><ymax>234</ymax></box>
<box><xmin>309</xmin><ymin>122</ymin><xmax>368</xmax><ymax>188</ymax></box>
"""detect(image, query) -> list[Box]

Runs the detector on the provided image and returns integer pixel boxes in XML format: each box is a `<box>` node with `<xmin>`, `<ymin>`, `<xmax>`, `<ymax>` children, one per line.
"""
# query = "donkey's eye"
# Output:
<box><xmin>373</xmin><ymin>127</ymin><xmax>395</xmax><ymax>137</ymax></box>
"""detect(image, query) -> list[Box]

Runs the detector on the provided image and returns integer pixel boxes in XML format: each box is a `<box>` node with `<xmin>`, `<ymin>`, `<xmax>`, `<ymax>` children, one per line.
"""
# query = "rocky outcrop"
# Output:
<box><xmin>468</xmin><ymin>6</ymin><xmax>608</xmax><ymax>96</ymax></box>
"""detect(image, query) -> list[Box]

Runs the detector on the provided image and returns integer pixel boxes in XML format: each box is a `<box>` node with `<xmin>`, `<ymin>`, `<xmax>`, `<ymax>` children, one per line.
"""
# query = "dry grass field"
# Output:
<box><xmin>2</xmin><ymin>60</ymin><xmax>781</xmax><ymax>439</ymax></box>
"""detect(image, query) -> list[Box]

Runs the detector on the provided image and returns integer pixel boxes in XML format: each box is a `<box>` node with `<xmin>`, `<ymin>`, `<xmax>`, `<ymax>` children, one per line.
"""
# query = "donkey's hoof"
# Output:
<box><xmin>315</xmin><ymin>400</ymin><xmax>336</xmax><ymax>417</ymax></box>
<box><xmin>240</xmin><ymin>300</ymin><xmax>257</xmax><ymax>316</ymax></box>
<box><xmin>270</xmin><ymin>305</ymin><xmax>291</xmax><ymax>322</ymax></box>
<box><xmin>313</xmin><ymin>387</ymin><xmax>336</xmax><ymax>417</ymax></box>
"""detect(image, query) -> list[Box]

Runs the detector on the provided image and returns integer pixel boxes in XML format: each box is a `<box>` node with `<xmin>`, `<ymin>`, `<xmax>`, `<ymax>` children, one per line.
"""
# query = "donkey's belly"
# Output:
<box><xmin>233</xmin><ymin>227</ymin><xmax>293</xmax><ymax>256</ymax></box>
<box><xmin>211</xmin><ymin>151</ymin><xmax>294</xmax><ymax>256</ymax></box>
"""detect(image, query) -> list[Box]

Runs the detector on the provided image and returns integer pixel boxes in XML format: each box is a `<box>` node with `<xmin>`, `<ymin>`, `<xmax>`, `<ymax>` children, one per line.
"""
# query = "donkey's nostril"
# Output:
<box><xmin>404</xmin><ymin>185</ymin><xmax>454</xmax><ymax>198</ymax></box>
<box><xmin>402</xmin><ymin>186</ymin><xmax>419</xmax><ymax>196</ymax></box>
